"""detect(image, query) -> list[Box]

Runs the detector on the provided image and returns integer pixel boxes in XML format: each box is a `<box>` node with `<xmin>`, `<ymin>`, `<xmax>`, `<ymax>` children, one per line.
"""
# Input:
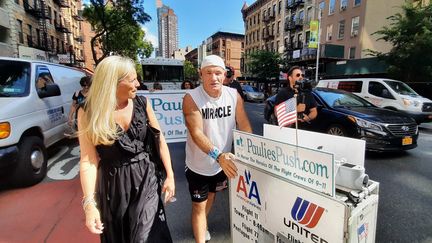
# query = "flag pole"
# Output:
<box><xmin>294</xmin><ymin>94</ymin><xmax>299</xmax><ymax>149</ymax></box>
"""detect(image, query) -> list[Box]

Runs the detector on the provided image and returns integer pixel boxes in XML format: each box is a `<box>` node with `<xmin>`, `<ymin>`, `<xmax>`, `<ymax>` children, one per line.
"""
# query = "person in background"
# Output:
<box><xmin>153</xmin><ymin>82</ymin><xmax>163</xmax><ymax>90</ymax></box>
<box><xmin>274</xmin><ymin>66</ymin><xmax>317</xmax><ymax>126</ymax></box>
<box><xmin>223</xmin><ymin>65</ymin><xmax>245</xmax><ymax>100</ymax></box>
<box><xmin>36</xmin><ymin>73</ymin><xmax>54</xmax><ymax>90</ymax></box>
<box><xmin>66</xmin><ymin>76</ymin><xmax>91</xmax><ymax>135</ymax></box>
<box><xmin>77</xmin><ymin>56</ymin><xmax>175</xmax><ymax>243</ymax></box>
<box><xmin>181</xmin><ymin>80</ymin><xmax>195</xmax><ymax>90</ymax></box>
<box><xmin>183</xmin><ymin>55</ymin><xmax>252</xmax><ymax>243</ymax></box>
<box><xmin>137</xmin><ymin>74</ymin><xmax>148</xmax><ymax>90</ymax></box>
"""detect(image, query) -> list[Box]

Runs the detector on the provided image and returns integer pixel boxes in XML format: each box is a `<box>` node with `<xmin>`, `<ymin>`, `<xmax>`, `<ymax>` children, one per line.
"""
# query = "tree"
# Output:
<box><xmin>368</xmin><ymin>3</ymin><xmax>432</xmax><ymax>83</ymax></box>
<box><xmin>83</xmin><ymin>0</ymin><xmax>153</xmax><ymax>64</ymax></box>
<box><xmin>247</xmin><ymin>50</ymin><xmax>281</xmax><ymax>80</ymax></box>
<box><xmin>184</xmin><ymin>60</ymin><xmax>198</xmax><ymax>81</ymax></box>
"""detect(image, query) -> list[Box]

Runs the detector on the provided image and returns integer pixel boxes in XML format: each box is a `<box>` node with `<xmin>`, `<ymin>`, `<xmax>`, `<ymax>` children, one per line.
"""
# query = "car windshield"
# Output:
<box><xmin>315</xmin><ymin>89</ymin><xmax>374</xmax><ymax>108</ymax></box>
<box><xmin>243</xmin><ymin>85</ymin><xmax>259</xmax><ymax>92</ymax></box>
<box><xmin>384</xmin><ymin>80</ymin><xmax>419</xmax><ymax>96</ymax></box>
<box><xmin>0</xmin><ymin>60</ymin><xmax>31</xmax><ymax>97</ymax></box>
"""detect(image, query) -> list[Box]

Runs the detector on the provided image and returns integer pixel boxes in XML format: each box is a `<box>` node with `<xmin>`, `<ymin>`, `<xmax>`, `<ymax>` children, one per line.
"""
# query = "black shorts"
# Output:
<box><xmin>185</xmin><ymin>167</ymin><xmax>228</xmax><ymax>202</ymax></box>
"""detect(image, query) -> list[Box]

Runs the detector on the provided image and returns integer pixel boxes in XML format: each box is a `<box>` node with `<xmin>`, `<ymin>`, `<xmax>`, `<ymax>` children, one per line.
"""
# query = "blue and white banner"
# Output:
<box><xmin>138</xmin><ymin>90</ymin><xmax>186</xmax><ymax>143</ymax></box>
<box><xmin>233</xmin><ymin>130</ymin><xmax>335</xmax><ymax>196</ymax></box>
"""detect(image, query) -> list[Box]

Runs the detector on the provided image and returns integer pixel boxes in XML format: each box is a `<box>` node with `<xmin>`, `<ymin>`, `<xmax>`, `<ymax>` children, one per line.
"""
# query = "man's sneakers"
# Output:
<box><xmin>205</xmin><ymin>230</ymin><xmax>211</xmax><ymax>241</ymax></box>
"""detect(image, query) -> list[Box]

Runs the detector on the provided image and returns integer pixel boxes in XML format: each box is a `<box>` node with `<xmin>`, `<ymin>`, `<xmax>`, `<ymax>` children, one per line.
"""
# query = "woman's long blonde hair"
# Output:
<box><xmin>81</xmin><ymin>55</ymin><xmax>136</xmax><ymax>145</ymax></box>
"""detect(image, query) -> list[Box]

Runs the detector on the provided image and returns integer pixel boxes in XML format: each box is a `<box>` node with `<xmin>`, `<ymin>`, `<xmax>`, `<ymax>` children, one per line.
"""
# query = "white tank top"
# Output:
<box><xmin>185</xmin><ymin>85</ymin><xmax>238</xmax><ymax>176</ymax></box>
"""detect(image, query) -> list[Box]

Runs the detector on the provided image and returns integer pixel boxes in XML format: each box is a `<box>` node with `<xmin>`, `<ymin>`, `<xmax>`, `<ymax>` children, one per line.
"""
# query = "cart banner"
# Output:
<box><xmin>233</xmin><ymin>130</ymin><xmax>335</xmax><ymax>196</ymax></box>
<box><xmin>137</xmin><ymin>90</ymin><xmax>186</xmax><ymax>143</ymax></box>
<box><xmin>263</xmin><ymin>124</ymin><xmax>365</xmax><ymax>167</ymax></box>
<box><xmin>230</xmin><ymin>161</ymin><xmax>346</xmax><ymax>243</ymax></box>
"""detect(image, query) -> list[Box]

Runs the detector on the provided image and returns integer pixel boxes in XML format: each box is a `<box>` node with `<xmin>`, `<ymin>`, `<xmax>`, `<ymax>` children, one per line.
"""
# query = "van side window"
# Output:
<box><xmin>368</xmin><ymin>81</ymin><xmax>395</xmax><ymax>99</ymax></box>
<box><xmin>35</xmin><ymin>66</ymin><xmax>55</xmax><ymax>91</ymax></box>
<box><xmin>337</xmin><ymin>81</ymin><xmax>362</xmax><ymax>93</ymax></box>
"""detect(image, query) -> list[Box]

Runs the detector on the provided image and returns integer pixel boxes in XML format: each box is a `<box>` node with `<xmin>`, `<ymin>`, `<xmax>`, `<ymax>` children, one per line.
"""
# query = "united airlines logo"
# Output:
<box><xmin>291</xmin><ymin>197</ymin><xmax>325</xmax><ymax>228</ymax></box>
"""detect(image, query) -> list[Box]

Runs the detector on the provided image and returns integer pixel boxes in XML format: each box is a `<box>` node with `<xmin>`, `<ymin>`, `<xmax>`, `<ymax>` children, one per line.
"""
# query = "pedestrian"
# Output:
<box><xmin>77</xmin><ymin>56</ymin><xmax>175</xmax><ymax>243</ymax></box>
<box><xmin>182</xmin><ymin>55</ymin><xmax>252</xmax><ymax>243</ymax></box>
<box><xmin>137</xmin><ymin>74</ymin><xmax>148</xmax><ymax>90</ymax></box>
<box><xmin>223</xmin><ymin>65</ymin><xmax>245</xmax><ymax>100</ymax></box>
<box><xmin>274</xmin><ymin>66</ymin><xmax>317</xmax><ymax>127</ymax></box>
<box><xmin>153</xmin><ymin>81</ymin><xmax>163</xmax><ymax>90</ymax></box>
<box><xmin>65</xmin><ymin>76</ymin><xmax>91</xmax><ymax>137</ymax></box>
<box><xmin>181</xmin><ymin>80</ymin><xmax>195</xmax><ymax>89</ymax></box>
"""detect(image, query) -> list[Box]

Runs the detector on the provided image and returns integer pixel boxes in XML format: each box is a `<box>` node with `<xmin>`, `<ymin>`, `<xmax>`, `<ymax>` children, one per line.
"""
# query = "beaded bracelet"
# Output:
<box><xmin>208</xmin><ymin>147</ymin><xmax>221</xmax><ymax>161</ymax></box>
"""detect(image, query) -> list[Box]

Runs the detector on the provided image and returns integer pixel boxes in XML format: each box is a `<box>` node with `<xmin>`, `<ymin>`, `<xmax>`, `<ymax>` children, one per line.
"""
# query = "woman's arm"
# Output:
<box><xmin>77</xmin><ymin>109</ymin><xmax>103</xmax><ymax>234</ymax></box>
<box><xmin>145</xmin><ymin>97</ymin><xmax>175</xmax><ymax>202</ymax></box>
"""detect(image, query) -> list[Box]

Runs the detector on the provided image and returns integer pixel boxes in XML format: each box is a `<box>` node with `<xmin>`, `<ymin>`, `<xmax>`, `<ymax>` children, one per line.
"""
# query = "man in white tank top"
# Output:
<box><xmin>183</xmin><ymin>55</ymin><xmax>252</xmax><ymax>243</ymax></box>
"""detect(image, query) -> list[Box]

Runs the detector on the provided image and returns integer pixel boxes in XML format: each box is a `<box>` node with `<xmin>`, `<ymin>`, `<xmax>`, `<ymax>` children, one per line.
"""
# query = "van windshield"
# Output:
<box><xmin>0</xmin><ymin>60</ymin><xmax>31</xmax><ymax>97</ymax></box>
<box><xmin>384</xmin><ymin>80</ymin><xmax>419</xmax><ymax>96</ymax></box>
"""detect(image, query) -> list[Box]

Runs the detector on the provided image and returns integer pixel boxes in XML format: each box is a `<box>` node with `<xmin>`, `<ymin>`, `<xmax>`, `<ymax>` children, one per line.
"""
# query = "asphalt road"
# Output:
<box><xmin>1</xmin><ymin>102</ymin><xmax>431</xmax><ymax>242</ymax></box>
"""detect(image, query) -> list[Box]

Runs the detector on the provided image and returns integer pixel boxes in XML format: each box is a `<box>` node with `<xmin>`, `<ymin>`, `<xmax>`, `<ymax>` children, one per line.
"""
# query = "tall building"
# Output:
<box><xmin>0</xmin><ymin>0</ymin><xmax>85</xmax><ymax>65</ymax></box>
<box><xmin>205</xmin><ymin>31</ymin><xmax>245</xmax><ymax>78</ymax></box>
<box><xmin>156</xmin><ymin>0</ymin><xmax>178</xmax><ymax>58</ymax></box>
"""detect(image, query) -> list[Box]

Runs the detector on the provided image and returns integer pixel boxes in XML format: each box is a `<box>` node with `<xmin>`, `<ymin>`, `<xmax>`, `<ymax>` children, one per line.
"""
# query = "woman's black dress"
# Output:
<box><xmin>95</xmin><ymin>97</ymin><xmax>172</xmax><ymax>243</ymax></box>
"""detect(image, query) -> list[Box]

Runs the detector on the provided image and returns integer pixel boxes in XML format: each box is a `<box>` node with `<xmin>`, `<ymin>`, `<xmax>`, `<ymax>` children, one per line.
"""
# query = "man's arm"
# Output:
<box><xmin>183</xmin><ymin>94</ymin><xmax>238</xmax><ymax>178</ymax></box>
<box><xmin>235</xmin><ymin>93</ymin><xmax>252</xmax><ymax>133</ymax></box>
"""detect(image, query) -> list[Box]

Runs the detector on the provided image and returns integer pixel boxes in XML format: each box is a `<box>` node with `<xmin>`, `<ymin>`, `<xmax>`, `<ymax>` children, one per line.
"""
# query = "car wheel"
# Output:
<box><xmin>10</xmin><ymin>136</ymin><xmax>47</xmax><ymax>187</ymax></box>
<box><xmin>327</xmin><ymin>124</ymin><xmax>347</xmax><ymax>137</ymax></box>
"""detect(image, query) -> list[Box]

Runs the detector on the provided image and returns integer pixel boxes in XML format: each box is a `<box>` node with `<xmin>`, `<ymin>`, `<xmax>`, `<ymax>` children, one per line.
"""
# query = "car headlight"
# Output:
<box><xmin>0</xmin><ymin>122</ymin><xmax>11</xmax><ymax>139</ymax></box>
<box><xmin>348</xmin><ymin>116</ymin><xmax>383</xmax><ymax>132</ymax></box>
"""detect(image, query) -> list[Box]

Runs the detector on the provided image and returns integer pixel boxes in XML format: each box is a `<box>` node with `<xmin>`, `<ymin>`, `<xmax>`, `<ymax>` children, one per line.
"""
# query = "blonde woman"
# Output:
<box><xmin>77</xmin><ymin>56</ymin><xmax>175</xmax><ymax>242</ymax></box>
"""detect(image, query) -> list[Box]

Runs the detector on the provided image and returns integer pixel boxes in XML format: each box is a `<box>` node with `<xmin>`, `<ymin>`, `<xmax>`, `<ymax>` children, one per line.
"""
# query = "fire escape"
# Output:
<box><xmin>54</xmin><ymin>0</ymin><xmax>71</xmax><ymax>54</ymax></box>
<box><xmin>23</xmin><ymin>0</ymin><xmax>51</xmax><ymax>52</ymax></box>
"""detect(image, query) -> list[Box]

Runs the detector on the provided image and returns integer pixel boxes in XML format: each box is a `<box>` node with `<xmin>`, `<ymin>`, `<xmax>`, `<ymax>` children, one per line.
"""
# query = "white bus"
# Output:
<box><xmin>141</xmin><ymin>58</ymin><xmax>184</xmax><ymax>90</ymax></box>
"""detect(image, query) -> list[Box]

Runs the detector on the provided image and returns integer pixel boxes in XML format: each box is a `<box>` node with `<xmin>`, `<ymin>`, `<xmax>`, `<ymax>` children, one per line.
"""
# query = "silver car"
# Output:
<box><xmin>242</xmin><ymin>85</ymin><xmax>265</xmax><ymax>102</ymax></box>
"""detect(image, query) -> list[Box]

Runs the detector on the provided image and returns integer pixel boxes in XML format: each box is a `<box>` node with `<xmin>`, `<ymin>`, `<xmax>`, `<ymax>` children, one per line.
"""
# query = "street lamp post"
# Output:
<box><xmin>315</xmin><ymin>7</ymin><xmax>321</xmax><ymax>82</ymax></box>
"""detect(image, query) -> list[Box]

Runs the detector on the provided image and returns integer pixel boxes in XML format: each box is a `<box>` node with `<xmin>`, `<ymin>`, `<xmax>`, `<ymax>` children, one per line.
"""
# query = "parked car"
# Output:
<box><xmin>264</xmin><ymin>88</ymin><xmax>419</xmax><ymax>152</ymax></box>
<box><xmin>317</xmin><ymin>78</ymin><xmax>432</xmax><ymax>124</ymax></box>
<box><xmin>242</xmin><ymin>85</ymin><xmax>265</xmax><ymax>102</ymax></box>
<box><xmin>0</xmin><ymin>57</ymin><xmax>85</xmax><ymax>187</ymax></box>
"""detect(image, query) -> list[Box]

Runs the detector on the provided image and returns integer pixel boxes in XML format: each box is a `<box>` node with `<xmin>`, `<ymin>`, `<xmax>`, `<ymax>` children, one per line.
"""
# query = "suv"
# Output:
<box><xmin>317</xmin><ymin>78</ymin><xmax>432</xmax><ymax>124</ymax></box>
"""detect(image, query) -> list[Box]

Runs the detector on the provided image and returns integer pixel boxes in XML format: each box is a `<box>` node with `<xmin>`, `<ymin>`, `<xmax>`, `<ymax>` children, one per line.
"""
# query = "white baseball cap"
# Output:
<box><xmin>200</xmin><ymin>55</ymin><xmax>225</xmax><ymax>70</ymax></box>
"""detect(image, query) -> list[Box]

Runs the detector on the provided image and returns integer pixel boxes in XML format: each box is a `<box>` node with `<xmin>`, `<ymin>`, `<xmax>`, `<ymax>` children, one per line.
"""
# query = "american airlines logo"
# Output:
<box><xmin>291</xmin><ymin>197</ymin><xmax>325</xmax><ymax>228</ymax></box>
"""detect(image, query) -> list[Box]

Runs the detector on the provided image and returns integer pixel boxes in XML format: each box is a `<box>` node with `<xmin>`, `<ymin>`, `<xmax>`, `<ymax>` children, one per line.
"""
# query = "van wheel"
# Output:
<box><xmin>11</xmin><ymin>136</ymin><xmax>47</xmax><ymax>187</ymax></box>
<box><xmin>327</xmin><ymin>125</ymin><xmax>347</xmax><ymax>137</ymax></box>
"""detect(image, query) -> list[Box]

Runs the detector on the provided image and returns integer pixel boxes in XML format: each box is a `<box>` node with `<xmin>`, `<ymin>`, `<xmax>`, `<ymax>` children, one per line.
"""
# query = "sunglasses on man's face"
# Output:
<box><xmin>295</xmin><ymin>73</ymin><xmax>305</xmax><ymax>78</ymax></box>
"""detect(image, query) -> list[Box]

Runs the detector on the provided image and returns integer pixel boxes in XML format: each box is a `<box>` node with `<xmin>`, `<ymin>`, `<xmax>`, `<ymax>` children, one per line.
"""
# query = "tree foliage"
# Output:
<box><xmin>247</xmin><ymin>50</ymin><xmax>281</xmax><ymax>80</ymax></box>
<box><xmin>368</xmin><ymin>3</ymin><xmax>432</xmax><ymax>83</ymax></box>
<box><xmin>83</xmin><ymin>0</ymin><xmax>153</xmax><ymax>64</ymax></box>
<box><xmin>184</xmin><ymin>60</ymin><xmax>198</xmax><ymax>81</ymax></box>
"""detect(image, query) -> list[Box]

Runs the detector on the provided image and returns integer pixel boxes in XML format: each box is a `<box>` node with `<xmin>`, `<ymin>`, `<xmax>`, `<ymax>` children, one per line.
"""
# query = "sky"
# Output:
<box><xmin>142</xmin><ymin>0</ymin><xmax>256</xmax><ymax>55</ymax></box>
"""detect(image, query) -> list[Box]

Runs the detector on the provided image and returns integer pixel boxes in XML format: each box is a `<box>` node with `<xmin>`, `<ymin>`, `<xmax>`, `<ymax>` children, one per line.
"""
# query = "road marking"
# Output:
<box><xmin>47</xmin><ymin>156</ymin><xmax>80</xmax><ymax>180</ymax></box>
<box><xmin>47</xmin><ymin>146</ymin><xmax>69</xmax><ymax>167</ymax></box>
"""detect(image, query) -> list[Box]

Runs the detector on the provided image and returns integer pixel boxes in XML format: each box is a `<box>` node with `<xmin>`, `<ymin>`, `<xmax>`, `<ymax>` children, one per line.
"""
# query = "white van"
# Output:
<box><xmin>317</xmin><ymin>78</ymin><xmax>432</xmax><ymax>124</ymax></box>
<box><xmin>0</xmin><ymin>57</ymin><xmax>85</xmax><ymax>187</ymax></box>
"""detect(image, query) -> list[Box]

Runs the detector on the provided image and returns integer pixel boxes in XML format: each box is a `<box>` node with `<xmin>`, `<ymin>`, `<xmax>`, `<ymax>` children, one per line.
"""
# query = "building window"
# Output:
<box><xmin>56</xmin><ymin>38</ymin><xmax>60</xmax><ymax>52</ymax></box>
<box><xmin>51</xmin><ymin>35</ymin><xmax>54</xmax><ymax>50</ymax></box>
<box><xmin>329</xmin><ymin>0</ymin><xmax>335</xmax><ymax>15</ymax></box>
<box><xmin>17</xmin><ymin>19</ymin><xmax>24</xmax><ymax>44</ymax></box>
<box><xmin>222</xmin><ymin>40</ymin><xmax>226</xmax><ymax>46</ymax></box>
<box><xmin>306</xmin><ymin>7</ymin><xmax>313</xmax><ymax>23</ymax></box>
<box><xmin>354</xmin><ymin>0</ymin><xmax>361</xmax><ymax>7</ymax></box>
<box><xmin>351</xmin><ymin>16</ymin><xmax>360</xmax><ymax>37</ymax></box>
<box><xmin>340</xmin><ymin>0</ymin><xmax>348</xmax><ymax>10</ymax></box>
<box><xmin>277</xmin><ymin>21</ymin><xmax>280</xmax><ymax>34</ymax></box>
<box><xmin>36</xmin><ymin>28</ymin><xmax>41</xmax><ymax>46</ymax></box>
<box><xmin>272</xmin><ymin>4</ymin><xmax>276</xmax><ymax>16</ymax></box>
<box><xmin>319</xmin><ymin>2</ymin><xmax>325</xmax><ymax>17</ymax></box>
<box><xmin>241</xmin><ymin>42</ymin><xmax>244</xmax><ymax>48</ymax></box>
<box><xmin>253</xmin><ymin>15</ymin><xmax>256</xmax><ymax>25</ymax></box>
<box><xmin>278</xmin><ymin>1</ymin><xmax>282</xmax><ymax>15</ymax></box>
<box><xmin>305</xmin><ymin>31</ymin><xmax>310</xmax><ymax>45</ymax></box>
<box><xmin>349</xmin><ymin>47</ymin><xmax>356</xmax><ymax>59</ymax></box>
<box><xmin>257</xmin><ymin>30</ymin><xmax>260</xmax><ymax>41</ymax></box>
<box><xmin>257</xmin><ymin>14</ymin><xmax>260</xmax><ymax>24</ymax></box>
<box><xmin>48</xmin><ymin>7</ymin><xmax>52</xmax><ymax>24</ymax></box>
<box><xmin>338</xmin><ymin>20</ymin><xmax>345</xmax><ymax>39</ymax></box>
<box><xmin>326</xmin><ymin>24</ymin><xmax>333</xmax><ymax>41</ymax></box>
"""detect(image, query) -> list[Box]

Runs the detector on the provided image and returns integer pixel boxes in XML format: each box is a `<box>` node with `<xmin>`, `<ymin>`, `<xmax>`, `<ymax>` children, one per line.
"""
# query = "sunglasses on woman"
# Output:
<box><xmin>295</xmin><ymin>73</ymin><xmax>305</xmax><ymax>77</ymax></box>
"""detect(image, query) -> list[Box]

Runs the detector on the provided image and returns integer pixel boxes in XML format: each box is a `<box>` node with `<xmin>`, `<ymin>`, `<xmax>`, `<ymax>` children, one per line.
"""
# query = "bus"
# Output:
<box><xmin>141</xmin><ymin>58</ymin><xmax>184</xmax><ymax>90</ymax></box>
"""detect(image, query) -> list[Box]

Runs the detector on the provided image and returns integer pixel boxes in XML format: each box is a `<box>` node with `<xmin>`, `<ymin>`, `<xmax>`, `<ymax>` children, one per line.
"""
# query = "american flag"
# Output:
<box><xmin>275</xmin><ymin>97</ymin><xmax>297</xmax><ymax>127</ymax></box>
<box><xmin>357</xmin><ymin>223</ymin><xmax>369</xmax><ymax>240</ymax></box>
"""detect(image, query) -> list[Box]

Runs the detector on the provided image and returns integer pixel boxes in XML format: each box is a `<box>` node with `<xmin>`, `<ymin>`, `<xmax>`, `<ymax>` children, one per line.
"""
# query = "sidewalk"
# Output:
<box><xmin>0</xmin><ymin>178</ymin><xmax>98</xmax><ymax>243</ymax></box>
